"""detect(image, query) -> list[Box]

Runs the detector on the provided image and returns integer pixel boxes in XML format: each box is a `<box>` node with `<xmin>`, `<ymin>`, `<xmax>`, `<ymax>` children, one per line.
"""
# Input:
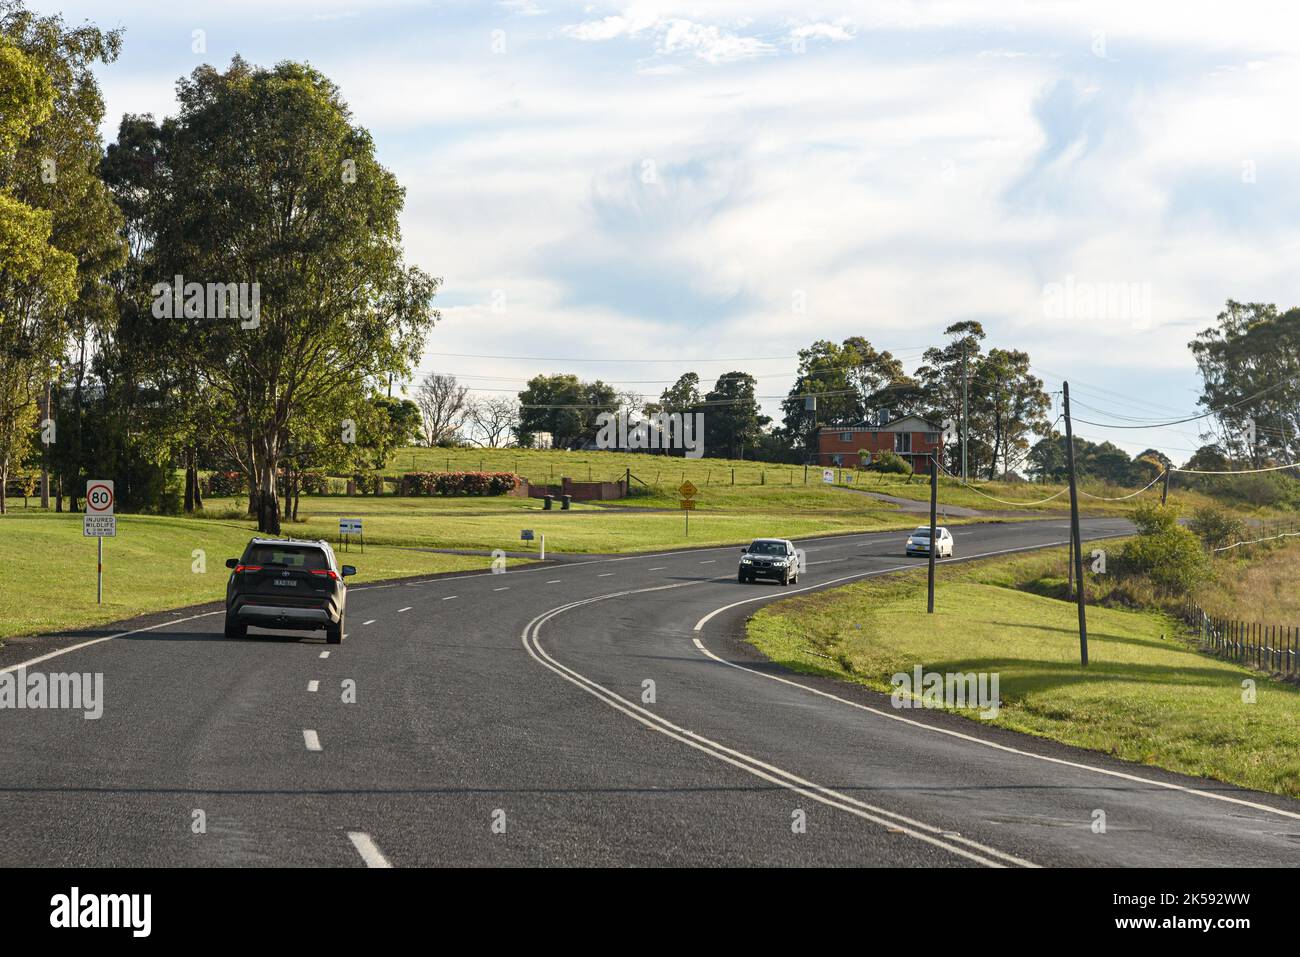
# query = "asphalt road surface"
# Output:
<box><xmin>3</xmin><ymin>516</ymin><xmax>1298</xmax><ymax>867</ymax></box>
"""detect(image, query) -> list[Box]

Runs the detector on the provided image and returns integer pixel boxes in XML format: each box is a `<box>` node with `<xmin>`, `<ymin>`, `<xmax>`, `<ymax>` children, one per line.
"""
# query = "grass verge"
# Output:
<box><xmin>0</xmin><ymin>512</ymin><xmax>495</xmax><ymax>641</ymax></box>
<box><xmin>747</xmin><ymin>547</ymin><xmax>1300</xmax><ymax>797</ymax></box>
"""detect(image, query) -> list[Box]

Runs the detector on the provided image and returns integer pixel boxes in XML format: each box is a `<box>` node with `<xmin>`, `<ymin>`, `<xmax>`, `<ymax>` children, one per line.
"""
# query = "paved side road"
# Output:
<box><xmin>1</xmin><ymin>516</ymin><xmax>1297</xmax><ymax>867</ymax></box>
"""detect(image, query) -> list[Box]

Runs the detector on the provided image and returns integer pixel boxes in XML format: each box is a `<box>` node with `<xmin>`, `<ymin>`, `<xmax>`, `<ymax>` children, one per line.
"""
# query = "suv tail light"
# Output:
<box><xmin>234</xmin><ymin>564</ymin><xmax>262</xmax><ymax>573</ymax></box>
<box><xmin>312</xmin><ymin>569</ymin><xmax>340</xmax><ymax>581</ymax></box>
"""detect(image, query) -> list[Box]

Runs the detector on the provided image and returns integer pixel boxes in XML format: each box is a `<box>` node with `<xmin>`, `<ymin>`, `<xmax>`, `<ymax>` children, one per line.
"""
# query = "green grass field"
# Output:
<box><xmin>0</xmin><ymin>511</ymin><xmax>493</xmax><ymax>641</ymax></box>
<box><xmin>747</xmin><ymin>549</ymin><xmax>1300</xmax><ymax>797</ymax></box>
<box><xmin>193</xmin><ymin>486</ymin><xmax>921</xmax><ymax>554</ymax></box>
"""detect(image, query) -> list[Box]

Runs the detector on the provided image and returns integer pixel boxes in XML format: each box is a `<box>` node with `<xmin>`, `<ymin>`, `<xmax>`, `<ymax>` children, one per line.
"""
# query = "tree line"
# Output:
<box><xmin>0</xmin><ymin>4</ymin><xmax>437</xmax><ymax>531</ymax></box>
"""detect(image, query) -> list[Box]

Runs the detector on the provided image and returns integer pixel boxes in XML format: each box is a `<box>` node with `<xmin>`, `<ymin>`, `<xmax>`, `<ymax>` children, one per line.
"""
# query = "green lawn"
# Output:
<box><xmin>747</xmin><ymin>551</ymin><xmax>1300</xmax><ymax>797</ymax></box>
<box><xmin>0</xmin><ymin>511</ymin><xmax>493</xmax><ymax>641</ymax></box>
<box><xmin>195</xmin><ymin>487</ymin><xmax>921</xmax><ymax>554</ymax></box>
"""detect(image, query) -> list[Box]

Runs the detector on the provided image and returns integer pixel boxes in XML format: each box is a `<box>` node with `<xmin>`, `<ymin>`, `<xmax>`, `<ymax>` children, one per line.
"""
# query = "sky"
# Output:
<box><xmin>31</xmin><ymin>0</ymin><xmax>1300</xmax><ymax>462</ymax></box>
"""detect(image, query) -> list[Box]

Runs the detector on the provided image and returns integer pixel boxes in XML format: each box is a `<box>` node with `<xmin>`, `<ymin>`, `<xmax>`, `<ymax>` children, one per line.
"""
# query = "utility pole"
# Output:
<box><xmin>40</xmin><ymin>380</ymin><xmax>50</xmax><ymax>510</ymax></box>
<box><xmin>961</xmin><ymin>342</ymin><xmax>969</xmax><ymax>484</ymax></box>
<box><xmin>1062</xmin><ymin>382</ymin><xmax>1088</xmax><ymax>666</ymax></box>
<box><xmin>927</xmin><ymin>453</ymin><xmax>937</xmax><ymax>614</ymax></box>
<box><xmin>1161</xmin><ymin>467</ymin><xmax>1170</xmax><ymax>505</ymax></box>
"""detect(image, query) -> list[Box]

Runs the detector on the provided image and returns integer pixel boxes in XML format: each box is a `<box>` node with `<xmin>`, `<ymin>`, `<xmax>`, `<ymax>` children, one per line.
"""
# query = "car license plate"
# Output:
<box><xmin>272</xmin><ymin>579</ymin><xmax>297</xmax><ymax>587</ymax></box>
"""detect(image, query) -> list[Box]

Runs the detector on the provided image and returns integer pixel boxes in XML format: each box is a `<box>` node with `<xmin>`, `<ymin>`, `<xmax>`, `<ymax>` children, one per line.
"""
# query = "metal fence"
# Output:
<box><xmin>1180</xmin><ymin>598</ymin><xmax>1299</xmax><ymax>675</ymax></box>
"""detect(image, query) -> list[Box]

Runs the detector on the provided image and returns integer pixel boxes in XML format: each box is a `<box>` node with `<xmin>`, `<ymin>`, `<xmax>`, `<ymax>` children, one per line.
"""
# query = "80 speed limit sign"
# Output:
<box><xmin>86</xmin><ymin>480</ymin><xmax>115</xmax><ymax>514</ymax></box>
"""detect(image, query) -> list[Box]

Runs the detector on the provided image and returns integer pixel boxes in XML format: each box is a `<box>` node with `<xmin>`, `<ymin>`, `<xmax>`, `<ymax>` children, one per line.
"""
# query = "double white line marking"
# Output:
<box><xmin>521</xmin><ymin>583</ymin><xmax>1036</xmax><ymax>868</ymax></box>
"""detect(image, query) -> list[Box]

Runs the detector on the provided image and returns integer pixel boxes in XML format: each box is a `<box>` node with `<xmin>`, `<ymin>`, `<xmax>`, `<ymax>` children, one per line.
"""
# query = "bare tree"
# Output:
<box><xmin>467</xmin><ymin>395</ymin><xmax>519</xmax><ymax>448</ymax></box>
<box><xmin>415</xmin><ymin>373</ymin><xmax>469</xmax><ymax>446</ymax></box>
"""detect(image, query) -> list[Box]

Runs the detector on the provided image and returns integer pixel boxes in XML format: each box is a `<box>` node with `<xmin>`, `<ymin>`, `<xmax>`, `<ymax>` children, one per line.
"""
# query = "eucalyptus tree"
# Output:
<box><xmin>153</xmin><ymin>58</ymin><xmax>439</xmax><ymax>532</ymax></box>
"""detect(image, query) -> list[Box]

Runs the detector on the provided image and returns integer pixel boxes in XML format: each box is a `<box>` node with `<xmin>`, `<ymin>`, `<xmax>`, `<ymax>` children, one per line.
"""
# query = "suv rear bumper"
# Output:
<box><xmin>234</xmin><ymin>602</ymin><xmax>335</xmax><ymax>630</ymax></box>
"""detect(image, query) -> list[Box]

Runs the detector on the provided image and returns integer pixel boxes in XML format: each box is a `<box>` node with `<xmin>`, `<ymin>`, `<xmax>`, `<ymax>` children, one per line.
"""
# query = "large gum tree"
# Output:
<box><xmin>152</xmin><ymin>57</ymin><xmax>439</xmax><ymax>533</ymax></box>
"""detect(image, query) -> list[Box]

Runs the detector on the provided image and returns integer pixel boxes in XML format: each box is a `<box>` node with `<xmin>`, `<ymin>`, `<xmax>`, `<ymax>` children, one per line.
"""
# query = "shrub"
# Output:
<box><xmin>397</xmin><ymin>471</ymin><xmax>522</xmax><ymax>496</ymax></box>
<box><xmin>298</xmin><ymin>472</ymin><xmax>328</xmax><ymax>495</ymax></box>
<box><xmin>1187</xmin><ymin>505</ymin><xmax>1246</xmax><ymax>551</ymax></box>
<box><xmin>205</xmin><ymin>470</ymin><xmax>244</xmax><ymax>497</ymax></box>
<box><xmin>1116</xmin><ymin>503</ymin><xmax>1210</xmax><ymax>594</ymax></box>
<box><xmin>868</xmin><ymin>451</ymin><xmax>910</xmax><ymax>474</ymax></box>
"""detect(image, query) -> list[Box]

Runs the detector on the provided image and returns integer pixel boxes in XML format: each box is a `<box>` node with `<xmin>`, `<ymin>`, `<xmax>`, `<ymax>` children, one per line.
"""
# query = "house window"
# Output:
<box><xmin>839</xmin><ymin>432</ymin><xmax>853</xmax><ymax>442</ymax></box>
<box><xmin>894</xmin><ymin>432</ymin><xmax>911</xmax><ymax>453</ymax></box>
<box><xmin>924</xmin><ymin>432</ymin><xmax>940</xmax><ymax>446</ymax></box>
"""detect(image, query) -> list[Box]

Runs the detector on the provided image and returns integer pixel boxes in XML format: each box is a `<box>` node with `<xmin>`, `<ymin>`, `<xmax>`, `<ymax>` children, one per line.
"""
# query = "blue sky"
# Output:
<box><xmin>37</xmin><ymin>0</ymin><xmax>1300</xmax><ymax>460</ymax></box>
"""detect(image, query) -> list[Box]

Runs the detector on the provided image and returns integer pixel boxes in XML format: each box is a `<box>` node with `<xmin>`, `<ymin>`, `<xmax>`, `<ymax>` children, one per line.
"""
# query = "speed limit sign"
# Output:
<box><xmin>86</xmin><ymin>480</ymin><xmax>115</xmax><ymax>515</ymax></box>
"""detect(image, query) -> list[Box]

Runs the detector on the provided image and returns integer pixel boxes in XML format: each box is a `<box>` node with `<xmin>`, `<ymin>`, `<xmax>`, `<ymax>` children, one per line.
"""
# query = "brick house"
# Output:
<box><xmin>816</xmin><ymin>414</ymin><xmax>943</xmax><ymax>471</ymax></box>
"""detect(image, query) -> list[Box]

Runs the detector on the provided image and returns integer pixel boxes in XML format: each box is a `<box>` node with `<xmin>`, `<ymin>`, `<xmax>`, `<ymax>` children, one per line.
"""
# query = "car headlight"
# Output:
<box><xmin>906</xmin><ymin>538</ymin><xmax>914</xmax><ymax>546</ymax></box>
<box><xmin>741</xmin><ymin>557</ymin><xmax>753</xmax><ymax>564</ymax></box>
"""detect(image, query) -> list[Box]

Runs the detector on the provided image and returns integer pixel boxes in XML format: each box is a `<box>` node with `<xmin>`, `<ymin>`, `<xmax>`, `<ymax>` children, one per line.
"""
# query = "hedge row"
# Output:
<box><xmin>205</xmin><ymin>470</ymin><xmax>330</xmax><ymax>497</ymax></box>
<box><xmin>398</xmin><ymin>471</ymin><xmax>523</xmax><ymax>496</ymax></box>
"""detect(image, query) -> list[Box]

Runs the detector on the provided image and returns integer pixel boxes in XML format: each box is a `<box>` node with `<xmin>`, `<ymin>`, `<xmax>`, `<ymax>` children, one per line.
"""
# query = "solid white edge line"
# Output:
<box><xmin>691</xmin><ymin>557</ymin><xmax>1300</xmax><ymax>823</ymax></box>
<box><xmin>303</xmin><ymin>729</ymin><xmax>322</xmax><ymax>751</ymax></box>
<box><xmin>0</xmin><ymin>609</ymin><xmax>223</xmax><ymax>676</ymax></box>
<box><xmin>521</xmin><ymin>585</ymin><xmax>1036</xmax><ymax>868</ymax></box>
<box><xmin>347</xmin><ymin>831</ymin><xmax>393</xmax><ymax>868</ymax></box>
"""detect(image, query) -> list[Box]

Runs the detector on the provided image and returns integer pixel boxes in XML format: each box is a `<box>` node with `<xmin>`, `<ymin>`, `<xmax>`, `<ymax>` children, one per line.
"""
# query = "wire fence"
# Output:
<box><xmin>1179</xmin><ymin>598</ymin><xmax>1299</xmax><ymax>675</ymax></box>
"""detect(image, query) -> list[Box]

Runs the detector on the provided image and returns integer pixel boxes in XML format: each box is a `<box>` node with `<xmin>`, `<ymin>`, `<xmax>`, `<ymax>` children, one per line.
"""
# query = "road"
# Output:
<box><xmin>2</xmin><ymin>516</ymin><xmax>1298</xmax><ymax>867</ymax></box>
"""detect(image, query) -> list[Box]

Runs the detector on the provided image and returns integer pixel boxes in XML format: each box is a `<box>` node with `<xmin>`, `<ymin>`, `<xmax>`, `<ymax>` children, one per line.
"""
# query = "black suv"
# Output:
<box><xmin>738</xmin><ymin>538</ymin><xmax>800</xmax><ymax>585</ymax></box>
<box><xmin>224</xmin><ymin>538</ymin><xmax>355</xmax><ymax>643</ymax></box>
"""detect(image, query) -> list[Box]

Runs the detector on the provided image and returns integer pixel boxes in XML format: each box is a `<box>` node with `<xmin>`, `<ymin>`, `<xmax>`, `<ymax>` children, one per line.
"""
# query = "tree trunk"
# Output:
<box><xmin>256</xmin><ymin>458</ymin><xmax>281</xmax><ymax>534</ymax></box>
<box><xmin>0</xmin><ymin>459</ymin><xmax>7</xmax><ymax>515</ymax></box>
<box><xmin>194</xmin><ymin>465</ymin><xmax>204</xmax><ymax>510</ymax></box>
<box><xmin>184</xmin><ymin>454</ymin><xmax>195</xmax><ymax>513</ymax></box>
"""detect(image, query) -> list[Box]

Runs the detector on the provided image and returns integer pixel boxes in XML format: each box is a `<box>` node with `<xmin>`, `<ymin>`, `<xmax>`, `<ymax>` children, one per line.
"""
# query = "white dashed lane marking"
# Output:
<box><xmin>319</xmin><ymin>651</ymin><xmax>330</xmax><ymax>659</ymax></box>
<box><xmin>348</xmin><ymin>832</ymin><xmax>393</xmax><ymax>868</ymax></box>
<box><xmin>494</xmin><ymin>586</ymin><xmax>509</xmax><ymax>592</ymax></box>
<box><xmin>442</xmin><ymin>596</ymin><xmax>458</xmax><ymax>601</ymax></box>
<box><xmin>597</xmin><ymin>573</ymin><xmax>613</xmax><ymax>578</ymax></box>
<box><xmin>398</xmin><ymin>606</ymin><xmax>412</xmax><ymax>613</ymax></box>
<box><xmin>546</xmin><ymin>579</ymin><xmax>563</xmax><ymax>584</ymax></box>
<box><xmin>307</xmin><ymin>680</ymin><xmax>319</xmax><ymax>693</ymax></box>
<box><xmin>362</xmin><ymin>619</ymin><xmax>376</xmax><ymax>625</ymax></box>
<box><xmin>303</xmin><ymin>730</ymin><xmax>322</xmax><ymax>751</ymax></box>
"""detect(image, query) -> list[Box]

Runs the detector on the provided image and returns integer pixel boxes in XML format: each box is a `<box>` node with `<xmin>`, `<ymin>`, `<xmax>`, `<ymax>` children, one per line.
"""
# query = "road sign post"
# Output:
<box><xmin>678</xmin><ymin>480</ymin><xmax>697</xmax><ymax>537</ymax></box>
<box><xmin>339</xmin><ymin>517</ymin><xmax>364</xmax><ymax>552</ymax></box>
<box><xmin>85</xmin><ymin>480</ymin><xmax>115</xmax><ymax>605</ymax></box>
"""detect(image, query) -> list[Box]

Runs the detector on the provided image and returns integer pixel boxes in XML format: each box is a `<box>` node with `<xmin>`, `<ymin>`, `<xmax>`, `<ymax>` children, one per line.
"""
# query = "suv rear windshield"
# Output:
<box><xmin>748</xmin><ymin>541</ymin><xmax>788</xmax><ymax>555</ymax></box>
<box><xmin>245</xmin><ymin>544</ymin><xmax>329</xmax><ymax>570</ymax></box>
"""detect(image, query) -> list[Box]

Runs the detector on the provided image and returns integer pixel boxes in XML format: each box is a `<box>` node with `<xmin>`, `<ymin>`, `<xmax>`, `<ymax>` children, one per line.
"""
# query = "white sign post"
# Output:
<box><xmin>84</xmin><ymin>480</ymin><xmax>115</xmax><ymax>604</ymax></box>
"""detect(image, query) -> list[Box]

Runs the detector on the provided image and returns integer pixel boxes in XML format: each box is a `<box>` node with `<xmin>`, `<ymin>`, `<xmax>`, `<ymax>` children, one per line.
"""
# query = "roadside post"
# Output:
<box><xmin>927</xmin><ymin>455</ymin><xmax>937</xmax><ymax>614</ymax></box>
<box><xmin>83</xmin><ymin>480</ymin><xmax>116</xmax><ymax>604</ymax></box>
<box><xmin>679</xmin><ymin>480</ymin><xmax>697</xmax><ymax>537</ymax></box>
<box><xmin>1062</xmin><ymin>382</ymin><xmax>1089</xmax><ymax>666</ymax></box>
<box><xmin>339</xmin><ymin>517</ymin><xmax>364</xmax><ymax>553</ymax></box>
<box><xmin>522</xmin><ymin>528</ymin><xmax>545</xmax><ymax>561</ymax></box>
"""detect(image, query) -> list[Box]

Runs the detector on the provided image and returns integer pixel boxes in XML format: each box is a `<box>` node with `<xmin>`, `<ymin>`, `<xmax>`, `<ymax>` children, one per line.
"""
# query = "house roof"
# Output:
<box><xmin>820</xmin><ymin>415</ymin><xmax>939</xmax><ymax>433</ymax></box>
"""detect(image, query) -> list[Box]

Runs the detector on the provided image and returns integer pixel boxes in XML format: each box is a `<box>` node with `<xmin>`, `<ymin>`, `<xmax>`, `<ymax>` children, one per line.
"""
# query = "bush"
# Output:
<box><xmin>297</xmin><ymin>472</ymin><xmax>328</xmax><ymax>495</ymax></box>
<box><xmin>867</xmin><ymin>451</ymin><xmax>910</xmax><ymax>474</ymax></box>
<box><xmin>397</xmin><ymin>471</ymin><xmax>522</xmax><ymax>496</ymax></box>
<box><xmin>205</xmin><ymin>470</ymin><xmax>244</xmax><ymax>497</ymax></box>
<box><xmin>1188</xmin><ymin>505</ymin><xmax>1245</xmax><ymax>551</ymax></box>
<box><xmin>1116</xmin><ymin>503</ymin><xmax>1210</xmax><ymax>593</ymax></box>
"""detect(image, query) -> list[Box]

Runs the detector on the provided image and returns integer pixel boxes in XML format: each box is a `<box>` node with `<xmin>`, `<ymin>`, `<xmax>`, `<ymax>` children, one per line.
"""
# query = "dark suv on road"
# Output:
<box><xmin>224</xmin><ymin>538</ymin><xmax>355</xmax><ymax>643</ymax></box>
<box><xmin>738</xmin><ymin>538</ymin><xmax>800</xmax><ymax>585</ymax></box>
